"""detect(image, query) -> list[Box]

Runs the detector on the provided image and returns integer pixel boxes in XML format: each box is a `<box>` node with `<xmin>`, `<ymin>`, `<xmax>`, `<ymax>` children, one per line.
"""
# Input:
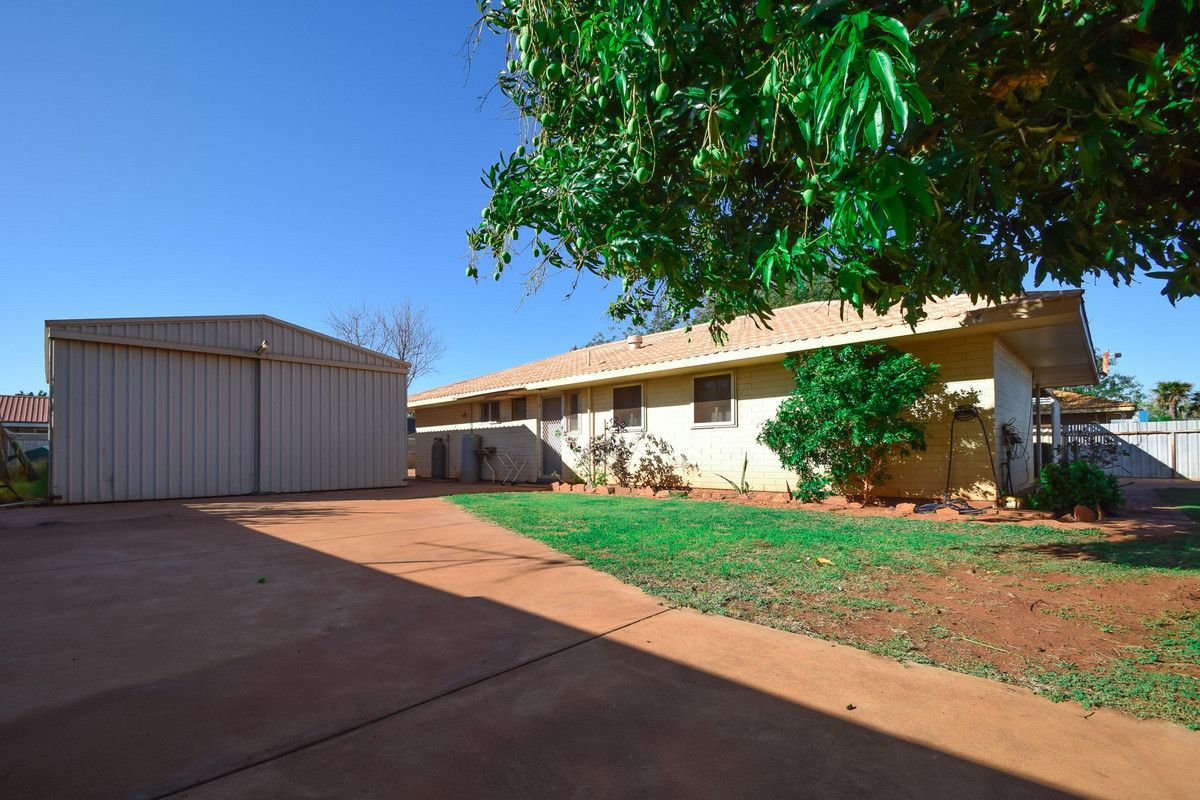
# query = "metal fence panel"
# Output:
<box><xmin>1061</xmin><ymin>420</ymin><xmax>1200</xmax><ymax>479</ymax></box>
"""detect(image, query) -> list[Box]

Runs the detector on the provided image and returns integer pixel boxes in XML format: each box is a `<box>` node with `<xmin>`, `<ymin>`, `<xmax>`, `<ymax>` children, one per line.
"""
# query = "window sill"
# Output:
<box><xmin>692</xmin><ymin>421</ymin><xmax>737</xmax><ymax>430</ymax></box>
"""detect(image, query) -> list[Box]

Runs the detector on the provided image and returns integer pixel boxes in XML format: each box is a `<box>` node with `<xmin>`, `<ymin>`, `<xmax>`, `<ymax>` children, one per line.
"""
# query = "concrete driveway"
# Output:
<box><xmin>1</xmin><ymin>482</ymin><xmax>1196</xmax><ymax>799</ymax></box>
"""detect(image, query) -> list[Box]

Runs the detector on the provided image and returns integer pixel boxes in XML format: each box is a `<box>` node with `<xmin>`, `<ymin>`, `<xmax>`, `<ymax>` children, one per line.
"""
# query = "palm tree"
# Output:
<box><xmin>1153</xmin><ymin>381</ymin><xmax>1194</xmax><ymax>420</ymax></box>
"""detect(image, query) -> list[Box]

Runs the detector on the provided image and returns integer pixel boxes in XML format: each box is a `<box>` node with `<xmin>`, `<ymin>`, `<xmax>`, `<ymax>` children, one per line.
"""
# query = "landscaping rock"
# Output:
<box><xmin>654</xmin><ymin>490</ymin><xmax>671</xmax><ymax>499</ymax></box>
<box><xmin>571</xmin><ymin>483</ymin><xmax>587</xmax><ymax>493</ymax></box>
<box><xmin>823</xmin><ymin>495</ymin><xmax>849</xmax><ymax>508</ymax></box>
<box><xmin>550</xmin><ymin>482</ymin><xmax>566</xmax><ymax>493</ymax></box>
<box><xmin>613</xmin><ymin>486</ymin><xmax>632</xmax><ymax>496</ymax></box>
<box><xmin>634</xmin><ymin>488</ymin><xmax>655</xmax><ymax>498</ymax></box>
<box><xmin>894</xmin><ymin>502</ymin><xmax>917</xmax><ymax>515</ymax></box>
<box><xmin>770</xmin><ymin>493</ymin><xmax>790</xmax><ymax>503</ymax></box>
<box><xmin>1073</xmin><ymin>504</ymin><xmax>1098</xmax><ymax>523</ymax></box>
<box><xmin>935</xmin><ymin>507</ymin><xmax>962</xmax><ymax>520</ymax></box>
<box><xmin>846</xmin><ymin>501</ymin><xmax>864</xmax><ymax>509</ymax></box>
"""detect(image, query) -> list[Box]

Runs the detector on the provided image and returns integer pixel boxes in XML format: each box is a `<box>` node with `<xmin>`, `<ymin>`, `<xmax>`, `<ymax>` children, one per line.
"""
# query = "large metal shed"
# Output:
<box><xmin>45</xmin><ymin>315</ymin><xmax>408</xmax><ymax>503</ymax></box>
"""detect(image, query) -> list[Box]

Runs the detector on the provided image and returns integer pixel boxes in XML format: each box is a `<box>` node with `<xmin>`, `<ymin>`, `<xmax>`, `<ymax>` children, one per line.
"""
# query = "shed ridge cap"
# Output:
<box><xmin>45</xmin><ymin>314</ymin><xmax>409</xmax><ymax>371</ymax></box>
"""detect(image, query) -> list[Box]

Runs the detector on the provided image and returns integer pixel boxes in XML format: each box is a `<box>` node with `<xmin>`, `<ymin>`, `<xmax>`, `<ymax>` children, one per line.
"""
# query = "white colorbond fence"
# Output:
<box><xmin>1060</xmin><ymin>420</ymin><xmax>1200</xmax><ymax>480</ymax></box>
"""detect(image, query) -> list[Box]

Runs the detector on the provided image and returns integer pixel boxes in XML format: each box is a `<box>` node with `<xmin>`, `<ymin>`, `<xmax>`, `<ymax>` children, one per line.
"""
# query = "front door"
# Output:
<box><xmin>540</xmin><ymin>395</ymin><xmax>564</xmax><ymax>479</ymax></box>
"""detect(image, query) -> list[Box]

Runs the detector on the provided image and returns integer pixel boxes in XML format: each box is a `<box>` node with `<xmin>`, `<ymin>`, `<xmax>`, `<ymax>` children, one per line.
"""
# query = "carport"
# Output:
<box><xmin>45</xmin><ymin>315</ymin><xmax>408</xmax><ymax>503</ymax></box>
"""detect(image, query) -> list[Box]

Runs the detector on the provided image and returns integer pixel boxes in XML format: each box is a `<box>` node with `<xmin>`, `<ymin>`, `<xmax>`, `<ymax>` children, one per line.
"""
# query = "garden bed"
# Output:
<box><xmin>451</xmin><ymin>491</ymin><xmax>1200</xmax><ymax>729</ymax></box>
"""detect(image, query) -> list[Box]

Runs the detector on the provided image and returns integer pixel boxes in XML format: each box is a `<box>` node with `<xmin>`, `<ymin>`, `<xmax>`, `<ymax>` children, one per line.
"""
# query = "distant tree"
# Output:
<box><xmin>327</xmin><ymin>301</ymin><xmax>447</xmax><ymax>388</ymax></box>
<box><xmin>1153</xmin><ymin>380</ymin><xmax>1194</xmax><ymax>420</ymax></box>
<box><xmin>14</xmin><ymin>390</ymin><xmax>47</xmax><ymax>397</ymax></box>
<box><xmin>759</xmin><ymin>343</ymin><xmax>939</xmax><ymax>501</ymax></box>
<box><xmin>1064</xmin><ymin>351</ymin><xmax>1145</xmax><ymax>406</ymax></box>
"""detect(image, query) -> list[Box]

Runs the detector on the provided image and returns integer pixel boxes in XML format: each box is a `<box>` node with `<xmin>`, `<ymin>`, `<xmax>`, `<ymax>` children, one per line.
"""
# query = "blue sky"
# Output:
<box><xmin>0</xmin><ymin>2</ymin><xmax>1195</xmax><ymax>399</ymax></box>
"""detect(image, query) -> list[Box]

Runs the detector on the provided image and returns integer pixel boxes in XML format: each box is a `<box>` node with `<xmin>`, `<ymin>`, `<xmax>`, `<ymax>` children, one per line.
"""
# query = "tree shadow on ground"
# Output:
<box><xmin>1013</xmin><ymin>533</ymin><xmax>1200</xmax><ymax>570</ymax></box>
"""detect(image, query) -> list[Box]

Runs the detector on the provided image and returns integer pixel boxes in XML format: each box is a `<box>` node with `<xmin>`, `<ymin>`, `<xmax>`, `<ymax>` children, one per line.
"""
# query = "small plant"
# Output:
<box><xmin>566</xmin><ymin>422</ymin><xmax>695</xmax><ymax>491</ymax></box>
<box><xmin>1029</xmin><ymin>460</ymin><xmax>1124</xmax><ymax>515</ymax></box>
<box><xmin>718</xmin><ymin>453</ymin><xmax>752</xmax><ymax>495</ymax></box>
<box><xmin>565</xmin><ymin>420</ymin><xmax>634</xmax><ymax>486</ymax></box>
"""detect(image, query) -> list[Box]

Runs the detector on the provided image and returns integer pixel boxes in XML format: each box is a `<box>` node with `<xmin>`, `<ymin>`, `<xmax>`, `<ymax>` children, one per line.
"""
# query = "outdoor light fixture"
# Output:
<box><xmin>255</xmin><ymin>339</ymin><xmax>270</xmax><ymax>355</ymax></box>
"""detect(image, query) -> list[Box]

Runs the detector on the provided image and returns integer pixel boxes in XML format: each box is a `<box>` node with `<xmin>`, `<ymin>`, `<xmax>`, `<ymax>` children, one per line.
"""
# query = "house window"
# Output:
<box><xmin>511</xmin><ymin>396</ymin><xmax>527</xmax><ymax>420</ymax></box>
<box><xmin>613</xmin><ymin>385</ymin><xmax>643</xmax><ymax>429</ymax></box>
<box><xmin>693</xmin><ymin>374</ymin><xmax>733</xmax><ymax>425</ymax></box>
<box><xmin>481</xmin><ymin>400</ymin><xmax>501</xmax><ymax>423</ymax></box>
<box><xmin>566</xmin><ymin>392</ymin><xmax>581</xmax><ymax>432</ymax></box>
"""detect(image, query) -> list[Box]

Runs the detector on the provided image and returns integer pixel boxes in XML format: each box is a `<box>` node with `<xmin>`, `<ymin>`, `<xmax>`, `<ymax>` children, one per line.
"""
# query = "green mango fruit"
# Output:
<box><xmin>654</xmin><ymin>82</ymin><xmax>670</xmax><ymax>103</ymax></box>
<box><xmin>635</xmin><ymin>166</ymin><xmax>652</xmax><ymax>184</ymax></box>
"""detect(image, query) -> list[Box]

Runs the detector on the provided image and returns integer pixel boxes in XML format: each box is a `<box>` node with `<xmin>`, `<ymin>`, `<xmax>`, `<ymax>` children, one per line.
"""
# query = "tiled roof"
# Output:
<box><xmin>0</xmin><ymin>394</ymin><xmax>49</xmax><ymax>424</ymax></box>
<box><xmin>412</xmin><ymin>291</ymin><xmax>1083</xmax><ymax>404</ymax></box>
<box><xmin>1052</xmin><ymin>389</ymin><xmax>1136</xmax><ymax>414</ymax></box>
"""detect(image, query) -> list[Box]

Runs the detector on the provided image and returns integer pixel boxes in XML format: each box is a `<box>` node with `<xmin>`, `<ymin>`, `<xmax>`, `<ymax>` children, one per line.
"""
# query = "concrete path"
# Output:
<box><xmin>0</xmin><ymin>482</ymin><xmax>1196</xmax><ymax>799</ymax></box>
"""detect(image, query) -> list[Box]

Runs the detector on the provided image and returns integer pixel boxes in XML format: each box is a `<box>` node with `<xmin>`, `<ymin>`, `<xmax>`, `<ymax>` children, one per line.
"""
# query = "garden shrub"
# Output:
<box><xmin>566</xmin><ymin>422</ymin><xmax>695</xmax><ymax>490</ymax></box>
<box><xmin>759</xmin><ymin>343</ymin><xmax>939</xmax><ymax>502</ymax></box>
<box><xmin>1029</xmin><ymin>461</ymin><xmax>1124</xmax><ymax>515</ymax></box>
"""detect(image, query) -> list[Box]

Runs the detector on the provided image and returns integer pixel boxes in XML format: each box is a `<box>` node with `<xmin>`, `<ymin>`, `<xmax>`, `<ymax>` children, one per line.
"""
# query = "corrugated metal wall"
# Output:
<box><xmin>47</xmin><ymin>316</ymin><xmax>408</xmax><ymax>503</ymax></box>
<box><xmin>1062</xmin><ymin>420</ymin><xmax>1200</xmax><ymax>480</ymax></box>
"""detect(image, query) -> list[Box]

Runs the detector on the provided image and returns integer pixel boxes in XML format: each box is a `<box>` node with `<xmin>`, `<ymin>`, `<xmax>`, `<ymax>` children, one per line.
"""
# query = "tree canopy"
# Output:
<box><xmin>468</xmin><ymin>0</ymin><xmax>1200</xmax><ymax>329</ymax></box>
<box><xmin>1065</xmin><ymin>350</ymin><xmax>1145</xmax><ymax>405</ymax></box>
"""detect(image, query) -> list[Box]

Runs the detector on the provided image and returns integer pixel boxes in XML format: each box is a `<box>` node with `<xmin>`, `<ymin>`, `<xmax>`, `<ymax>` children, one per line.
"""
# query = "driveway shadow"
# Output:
<box><xmin>0</xmin><ymin>494</ymin><xmax>1083</xmax><ymax>799</ymax></box>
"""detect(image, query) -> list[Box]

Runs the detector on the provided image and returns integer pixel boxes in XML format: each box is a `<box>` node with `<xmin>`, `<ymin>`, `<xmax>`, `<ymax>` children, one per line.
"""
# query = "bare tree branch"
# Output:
<box><xmin>327</xmin><ymin>301</ymin><xmax>446</xmax><ymax>388</ymax></box>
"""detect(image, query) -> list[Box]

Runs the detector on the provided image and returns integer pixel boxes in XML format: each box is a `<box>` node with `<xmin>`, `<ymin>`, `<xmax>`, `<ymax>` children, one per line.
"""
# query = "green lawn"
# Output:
<box><xmin>0</xmin><ymin>473</ymin><xmax>46</xmax><ymax>503</ymax></box>
<box><xmin>1158</xmin><ymin>487</ymin><xmax>1200</xmax><ymax>529</ymax></box>
<box><xmin>449</xmin><ymin>492</ymin><xmax>1200</xmax><ymax>728</ymax></box>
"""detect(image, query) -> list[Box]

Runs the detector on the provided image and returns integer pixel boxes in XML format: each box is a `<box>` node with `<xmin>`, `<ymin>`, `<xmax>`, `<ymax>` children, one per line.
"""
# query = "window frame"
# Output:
<box><xmin>511</xmin><ymin>396</ymin><xmax>527</xmax><ymax>421</ymax></box>
<box><xmin>480</xmin><ymin>400</ymin><xmax>502</xmax><ymax>423</ymax></box>
<box><xmin>611</xmin><ymin>383</ymin><xmax>645</xmax><ymax>430</ymax></box>
<box><xmin>691</xmin><ymin>371</ymin><xmax>737</xmax><ymax>429</ymax></box>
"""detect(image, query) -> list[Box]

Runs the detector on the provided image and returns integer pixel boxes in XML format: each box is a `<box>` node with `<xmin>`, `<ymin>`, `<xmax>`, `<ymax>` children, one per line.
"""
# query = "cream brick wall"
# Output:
<box><xmin>415</xmin><ymin>332</ymin><xmax>1018</xmax><ymax>500</ymax></box>
<box><xmin>993</xmin><ymin>339</ymin><xmax>1035</xmax><ymax>493</ymax></box>
<box><xmin>877</xmin><ymin>334</ymin><xmax>998</xmax><ymax>500</ymax></box>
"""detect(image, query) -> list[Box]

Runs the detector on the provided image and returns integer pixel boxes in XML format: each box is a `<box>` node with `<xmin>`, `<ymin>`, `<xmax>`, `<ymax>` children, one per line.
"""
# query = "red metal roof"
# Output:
<box><xmin>0</xmin><ymin>394</ymin><xmax>49</xmax><ymax>424</ymax></box>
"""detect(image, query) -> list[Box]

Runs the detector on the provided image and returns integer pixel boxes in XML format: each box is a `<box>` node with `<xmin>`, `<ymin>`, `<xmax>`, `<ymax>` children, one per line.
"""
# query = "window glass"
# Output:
<box><xmin>693</xmin><ymin>374</ymin><xmax>733</xmax><ymax>424</ymax></box>
<box><xmin>482</xmin><ymin>400</ymin><xmax>501</xmax><ymax>423</ymax></box>
<box><xmin>511</xmin><ymin>397</ymin><xmax>527</xmax><ymax>420</ymax></box>
<box><xmin>566</xmin><ymin>392</ymin><xmax>581</xmax><ymax>432</ymax></box>
<box><xmin>613</xmin><ymin>385</ymin><xmax>643</xmax><ymax>428</ymax></box>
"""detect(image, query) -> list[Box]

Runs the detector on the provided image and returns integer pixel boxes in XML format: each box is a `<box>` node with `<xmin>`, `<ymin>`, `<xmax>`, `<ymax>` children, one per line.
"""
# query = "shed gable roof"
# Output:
<box><xmin>44</xmin><ymin>315</ymin><xmax>408</xmax><ymax>371</ymax></box>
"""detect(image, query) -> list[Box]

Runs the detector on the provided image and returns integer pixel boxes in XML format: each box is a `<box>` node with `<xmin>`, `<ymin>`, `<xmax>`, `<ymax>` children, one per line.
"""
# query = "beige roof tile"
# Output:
<box><xmin>412</xmin><ymin>291</ymin><xmax>1081</xmax><ymax>404</ymax></box>
<box><xmin>1052</xmin><ymin>389</ymin><xmax>1136</xmax><ymax>414</ymax></box>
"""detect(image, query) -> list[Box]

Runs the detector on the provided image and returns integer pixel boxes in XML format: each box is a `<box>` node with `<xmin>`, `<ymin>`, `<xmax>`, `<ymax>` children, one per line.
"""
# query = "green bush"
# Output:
<box><xmin>1029</xmin><ymin>461</ymin><xmax>1124</xmax><ymax>515</ymax></box>
<box><xmin>758</xmin><ymin>343</ymin><xmax>939</xmax><ymax>501</ymax></box>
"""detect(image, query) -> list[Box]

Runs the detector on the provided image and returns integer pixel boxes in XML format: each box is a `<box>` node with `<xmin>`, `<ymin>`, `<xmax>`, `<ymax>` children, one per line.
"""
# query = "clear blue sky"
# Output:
<box><xmin>1</xmin><ymin>2</ymin><xmax>1196</xmax><ymax>399</ymax></box>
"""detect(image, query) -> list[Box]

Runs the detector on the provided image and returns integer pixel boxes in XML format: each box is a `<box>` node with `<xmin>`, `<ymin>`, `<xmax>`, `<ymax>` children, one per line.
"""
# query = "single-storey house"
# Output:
<box><xmin>0</xmin><ymin>394</ymin><xmax>50</xmax><ymax>454</ymax></box>
<box><xmin>411</xmin><ymin>291</ymin><xmax>1097</xmax><ymax>500</ymax></box>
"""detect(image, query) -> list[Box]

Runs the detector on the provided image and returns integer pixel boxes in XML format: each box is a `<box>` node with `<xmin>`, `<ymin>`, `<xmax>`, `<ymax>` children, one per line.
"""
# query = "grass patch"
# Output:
<box><xmin>450</xmin><ymin>492</ymin><xmax>1200</xmax><ymax>728</ymax></box>
<box><xmin>1158</xmin><ymin>487</ymin><xmax>1200</xmax><ymax>530</ymax></box>
<box><xmin>1033</xmin><ymin>611</ymin><xmax>1200</xmax><ymax>729</ymax></box>
<box><xmin>0</xmin><ymin>473</ymin><xmax>47</xmax><ymax>503</ymax></box>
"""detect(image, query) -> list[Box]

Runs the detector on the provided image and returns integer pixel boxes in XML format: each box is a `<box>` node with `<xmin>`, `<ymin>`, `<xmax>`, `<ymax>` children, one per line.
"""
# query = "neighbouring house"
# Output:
<box><xmin>411</xmin><ymin>291</ymin><xmax>1098</xmax><ymax>500</ymax></box>
<box><xmin>1051</xmin><ymin>389</ymin><xmax>1138</xmax><ymax>425</ymax></box>
<box><xmin>0</xmin><ymin>394</ymin><xmax>50</xmax><ymax>454</ymax></box>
